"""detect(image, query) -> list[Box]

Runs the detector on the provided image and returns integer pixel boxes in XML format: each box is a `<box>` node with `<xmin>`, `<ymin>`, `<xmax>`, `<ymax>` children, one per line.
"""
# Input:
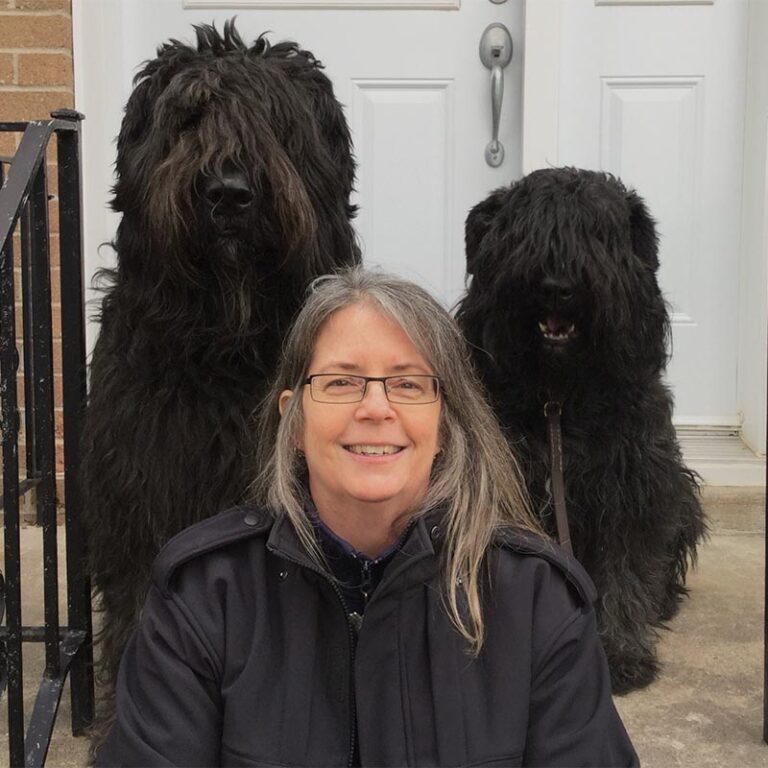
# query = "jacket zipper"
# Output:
<box><xmin>267</xmin><ymin>546</ymin><xmax>358</xmax><ymax>768</ymax></box>
<box><xmin>359</xmin><ymin>558</ymin><xmax>372</xmax><ymax>603</ymax></box>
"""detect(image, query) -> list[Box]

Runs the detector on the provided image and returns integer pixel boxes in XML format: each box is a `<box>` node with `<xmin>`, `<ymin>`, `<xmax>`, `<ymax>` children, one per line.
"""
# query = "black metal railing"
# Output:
<box><xmin>0</xmin><ymin>110</ymin><xmax>93</xmax><ymax>767</ymax></box>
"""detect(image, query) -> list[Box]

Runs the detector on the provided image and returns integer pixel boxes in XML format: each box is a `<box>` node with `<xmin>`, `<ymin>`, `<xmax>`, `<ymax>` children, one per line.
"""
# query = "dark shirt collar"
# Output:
<box><xmin>306</xmin><ymin>502</ymin><xmax>408</xmax><ymax>565</ymax></box>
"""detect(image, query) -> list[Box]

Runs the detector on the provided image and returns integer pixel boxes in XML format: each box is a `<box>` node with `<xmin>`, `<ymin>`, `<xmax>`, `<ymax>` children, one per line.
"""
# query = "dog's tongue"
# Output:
<box><xmin>546</xmin><ymin>315</ymin><xmax>570</xmax><ymax>333</ymax></box>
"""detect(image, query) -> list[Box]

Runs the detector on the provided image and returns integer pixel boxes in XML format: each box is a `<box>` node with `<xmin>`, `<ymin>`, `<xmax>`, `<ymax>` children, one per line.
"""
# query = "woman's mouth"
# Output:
<box><xmin>344</xmin><ymin>444</ymin><xmax>404</xmax><ymax>456</ymax></box>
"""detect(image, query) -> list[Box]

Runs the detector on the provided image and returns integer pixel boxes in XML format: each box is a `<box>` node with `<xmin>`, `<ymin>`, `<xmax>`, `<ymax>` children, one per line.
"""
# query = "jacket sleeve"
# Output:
<box><xmin>95</xmin><ymin>584</ymin><xmax>223</xmax><ymax>767</ymax></box>
<box><xmin>523</xmin><ymin>601</ymin><xmax>639</xmax><ymax>768</ymax></box>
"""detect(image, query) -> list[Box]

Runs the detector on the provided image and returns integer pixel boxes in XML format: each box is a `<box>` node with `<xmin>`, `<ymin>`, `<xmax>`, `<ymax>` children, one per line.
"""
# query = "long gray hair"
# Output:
<box><xmin>252</xmin><ymin>267</ymin><xmax>541</xmax><ymax>653</ymax></box>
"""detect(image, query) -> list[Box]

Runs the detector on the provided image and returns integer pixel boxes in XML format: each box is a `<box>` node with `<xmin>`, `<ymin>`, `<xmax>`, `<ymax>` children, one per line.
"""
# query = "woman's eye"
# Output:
<box><xmin>326</xmin><ymin>378</ymin><xmax>355</xmax><ymax>389</ymax></box>
<box><xmin>391</xmin><ymin>377</ymin><xmax>424</xmax><ymax>392</ymax></box>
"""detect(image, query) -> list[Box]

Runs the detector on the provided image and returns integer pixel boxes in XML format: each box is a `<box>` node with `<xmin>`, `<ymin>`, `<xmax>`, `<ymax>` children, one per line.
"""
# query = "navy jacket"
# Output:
<box><xmin>97</xmin><ymin>506</ymin><xmax>639</xmax><ymax>767</ymax></box>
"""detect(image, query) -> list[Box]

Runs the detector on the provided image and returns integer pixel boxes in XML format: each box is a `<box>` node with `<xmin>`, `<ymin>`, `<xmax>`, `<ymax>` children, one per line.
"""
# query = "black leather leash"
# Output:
<box><xmin>544</xmin><ymin>401</ymin><xmax>573</xmax><ymax>555</ymax></box>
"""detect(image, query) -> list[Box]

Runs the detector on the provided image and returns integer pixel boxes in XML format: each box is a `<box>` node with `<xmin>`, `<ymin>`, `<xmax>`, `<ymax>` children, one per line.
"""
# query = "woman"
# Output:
<box><xmin>97</xmin><ymin>268</ymin><xmax>638</xmax><ymax>767</ymax></box>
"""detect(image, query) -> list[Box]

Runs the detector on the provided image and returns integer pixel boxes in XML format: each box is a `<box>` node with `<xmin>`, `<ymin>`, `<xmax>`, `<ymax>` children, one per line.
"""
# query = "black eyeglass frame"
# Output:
<box><xmin>303</xmin><ymin>373</ymin><xmax>442</xmax><ymax>404</ymax></box>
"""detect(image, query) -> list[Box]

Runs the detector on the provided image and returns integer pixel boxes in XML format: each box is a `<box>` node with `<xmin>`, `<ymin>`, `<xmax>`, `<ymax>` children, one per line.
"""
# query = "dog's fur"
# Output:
<box><xmin>456</xmin><ymin>167</ymin><xmax>706</xmax><ymax>693</ymax></box>
<box><xmin>82</xmin><ymin>20</ymin><xmax>359</xmax><ymax>735</ymax></box>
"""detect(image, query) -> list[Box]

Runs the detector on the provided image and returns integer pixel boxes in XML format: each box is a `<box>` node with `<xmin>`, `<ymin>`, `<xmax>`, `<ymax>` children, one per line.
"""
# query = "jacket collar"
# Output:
<box><xmin>266</xmin><ymin>507</ymin><xmax>443</xmax><ymax>590</ymax></box>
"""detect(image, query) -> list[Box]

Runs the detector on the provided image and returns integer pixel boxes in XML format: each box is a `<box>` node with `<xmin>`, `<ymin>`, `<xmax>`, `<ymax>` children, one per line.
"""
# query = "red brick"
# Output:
<box><xmin>18</xmin><ymin>52</ymin><xmax>71</xmax><ymax>87</ymax></box>
<box><xmin>52</xmin><ymin>302</ymin><xmax>60</xmax><ymax>337</ymax></box>
<box><xmin>0</xmin><ymin>90</ymin><xmax>73</xmax><ymax>121</ymax></box>
<box><xmin>14</xmin><ymin>0</ymin><xmax>71</xmax><ymax>10</ymax></box>
<box><xmin>0</xmin><ymin>53</ymin><xmax>14</xmax><ymax>84</ymax></box>
<box><xmin>53</xmin><ymin>405</ymin><xmax>63</xmax><ymax>438</ymax></box>
<box><xmin>49</xmin><ymin>232</ymin><xmax>59</xmax><ymax>268</ymax></box>
<box><xmin>0</xmin><ymin>14</ymin><xmax>72</xmax><ymax>48</ymax></box>
<box><xmin>47</xmin><ymin>195</ymin><xmax>59</xmax><ymax>234</ymax></box>
<box><xmin>0</xmin><ymin>130</ymin><xmax>18</xmax><ymax>158</ymax></box>
<box><xmin>49</xmin><ymin>265</ymin><xmax>60</xmax><ymax>303</ymax></box>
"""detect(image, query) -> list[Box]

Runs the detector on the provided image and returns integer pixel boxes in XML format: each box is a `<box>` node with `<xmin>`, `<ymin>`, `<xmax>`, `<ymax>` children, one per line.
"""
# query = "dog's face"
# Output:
<box><xmin>461</xmin><ymin>168</ymin><xmax>669</xmax><ymax>387</ymax></box>
<box><xmin>111</xmin><ymin>22</ymin><xmax>354</xmax><ymax>285</ymax></box>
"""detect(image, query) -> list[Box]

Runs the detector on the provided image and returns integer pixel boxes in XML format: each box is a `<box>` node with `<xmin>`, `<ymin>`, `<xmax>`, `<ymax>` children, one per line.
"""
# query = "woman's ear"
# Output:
<box><xmin>278</xmin><ymin>389</ymin><xmax>294</xmax><ymax>416</ymax></box>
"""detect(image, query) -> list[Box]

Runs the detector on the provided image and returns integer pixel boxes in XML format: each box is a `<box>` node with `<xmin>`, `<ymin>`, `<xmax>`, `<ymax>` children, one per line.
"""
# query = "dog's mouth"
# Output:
<box><xmin>538</xmin><ymin>315</ymin><xmax>579</xmax><ymax>345</ymax></box>
<box><xmin>215</xmin><ymin>224</ymin><xmax>242</xmax><ymax>237</ymax></box>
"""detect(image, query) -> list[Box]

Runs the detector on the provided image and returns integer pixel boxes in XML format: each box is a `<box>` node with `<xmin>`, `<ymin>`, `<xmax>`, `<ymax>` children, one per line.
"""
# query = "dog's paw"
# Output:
<box><xmin>608</xmin><ymin>653</ymin><xmax>660</xmax><ymax>695</ymax></box>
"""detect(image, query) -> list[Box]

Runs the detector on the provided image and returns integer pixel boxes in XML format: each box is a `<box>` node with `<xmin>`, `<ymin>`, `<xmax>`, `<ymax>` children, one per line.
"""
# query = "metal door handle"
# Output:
<box><xmin>479</xmin><ymin>23</ymin><xmax>513</xmax><ymax>167</ymax></box>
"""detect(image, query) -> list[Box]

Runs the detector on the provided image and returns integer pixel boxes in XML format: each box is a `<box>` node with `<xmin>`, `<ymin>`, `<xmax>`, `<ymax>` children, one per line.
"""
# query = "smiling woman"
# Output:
<box><xmin>96</xmin><ymin>268</ymin><xmax>638</xmax><ymax>768</ymax></box>
<box><xmin>278</xmin><ymin>302</ymin><xmax>443</xmax><ymax>557</ymax></box>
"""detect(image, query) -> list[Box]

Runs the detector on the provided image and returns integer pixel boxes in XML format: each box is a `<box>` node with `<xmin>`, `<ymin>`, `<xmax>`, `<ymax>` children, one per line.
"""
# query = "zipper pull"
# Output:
<box><xmin>348</xmin><ymin>611</ymin><xmax>363</xmax><ymax>633</ymax></box>
<box><xmin>360</xmin><ymin>559</ymin><xmax>373</xmax><ymax>602</ymax></box>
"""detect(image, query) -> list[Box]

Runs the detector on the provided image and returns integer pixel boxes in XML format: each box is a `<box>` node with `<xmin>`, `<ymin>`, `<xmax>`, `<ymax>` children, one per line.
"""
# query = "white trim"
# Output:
<box><xmin>595</xmin><ymin>1</ymin><xmax>714</xmax><ymax>6</ymax></box>
<box><xmin>738</xmin><ymin>0</ymin><xmax>768</xmax><ymax>456</ymax></box>
<box><xmin>677</xmin><ymin>428</ymin><xmax>764</xmax><ymax>486</ymax></box>
<box><xmin>522</xmin><ymin>0</ymin><xmax>562</xmax><ymax>173</ymax></box>
<box><xmin>673</xmin><ymin>416</ymin><xmax>742</xmax><ymax>428</ymax></box>
<box><xmin>183</xmin><ymin>0</ymin><xmax>459</xmax><ymax>8</ymax></box>
<box><xmin>72</xmin><ymin>0</ymin><xmax>126</xmax><ymax>356</ymax></box>
<box><xmin>685</xmin><ymin>461</ymin><xmax>765</xmax><ymax>486</ymax></box>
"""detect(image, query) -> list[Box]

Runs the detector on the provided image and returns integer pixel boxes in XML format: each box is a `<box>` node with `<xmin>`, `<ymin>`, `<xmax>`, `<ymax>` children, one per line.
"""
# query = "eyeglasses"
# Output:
<box><xmin>304</xmin><ymin>374</ymin><xmax>441</xmax><ymax>404</ymax></box>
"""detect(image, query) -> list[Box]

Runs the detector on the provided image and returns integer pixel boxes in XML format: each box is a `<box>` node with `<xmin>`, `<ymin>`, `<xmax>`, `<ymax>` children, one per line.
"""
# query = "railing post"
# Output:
<box><xmin>30</xmin><ymin>159</ymin><xmax>62</xmax><ymax>683</ymax></box>
<box><xmin>0</xmin><ymin>161</ymin><xmax>25</xmax><ymax>768</ymax></box>
<box><xmin>53</xmin><ymin>108</ymin><xmax>94</xmax><ymax>735</ymax></box>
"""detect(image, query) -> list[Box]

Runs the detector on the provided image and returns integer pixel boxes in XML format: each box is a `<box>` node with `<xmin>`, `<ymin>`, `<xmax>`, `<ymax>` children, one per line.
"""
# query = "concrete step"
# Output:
<box><xmin>700</xmin><ymin>485</ymin><xmax>765</xmax><ymax>532</ymax></box>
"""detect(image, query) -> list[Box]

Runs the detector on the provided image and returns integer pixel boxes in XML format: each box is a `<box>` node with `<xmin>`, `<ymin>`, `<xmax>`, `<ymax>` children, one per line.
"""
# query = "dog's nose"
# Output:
<box><xmin>541</xmin><ymin>276</ymin><xmax>574</xmax><ymax>305</ymax></box>
<box><xmin>203</xmin><ymin>171</ymin><xmax>254</xmax><ymax>213</ymax></box>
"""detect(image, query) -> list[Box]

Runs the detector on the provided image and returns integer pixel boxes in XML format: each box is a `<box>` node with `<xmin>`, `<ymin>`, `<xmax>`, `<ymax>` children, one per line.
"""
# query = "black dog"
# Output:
<box><xmin>82</xmin><ymin>20</ymin><xmax>359</xmax><ymax>732</ymax></box>
<box><xmin>456</xmin><ymin>168</ymin><xmax>706</xmax><ymax>693</ymax></box>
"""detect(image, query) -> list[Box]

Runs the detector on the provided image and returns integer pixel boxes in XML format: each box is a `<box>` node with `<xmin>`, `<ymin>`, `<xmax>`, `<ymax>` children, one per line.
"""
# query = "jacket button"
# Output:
<box><xmin>430</xmin><ymin>525</ymin><xmax>440</xmax><ymax>540</ymax></box>
<box><xmin>244</xmin><ymin>511</ymin><xmax>260</xmax><ymax>526</ymax></box>
<box><xmin>278</xmin><ymin>568</ymin><xmax>289</xmax><ymax>581</ymax></box>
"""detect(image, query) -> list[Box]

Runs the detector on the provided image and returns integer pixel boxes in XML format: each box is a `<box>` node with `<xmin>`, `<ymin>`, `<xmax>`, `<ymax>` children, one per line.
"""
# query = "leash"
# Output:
<box><xmin>544</xmin><ymin>400</ymin><xmax>573</xmax><ymax>555</ymax></box>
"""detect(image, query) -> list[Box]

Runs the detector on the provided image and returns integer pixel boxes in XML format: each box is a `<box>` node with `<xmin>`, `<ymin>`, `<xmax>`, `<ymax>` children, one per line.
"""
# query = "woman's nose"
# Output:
<box><xmin>355</xmin><ymin>380</ymin><xmax>394</xmax><ymax>418</ymax></box>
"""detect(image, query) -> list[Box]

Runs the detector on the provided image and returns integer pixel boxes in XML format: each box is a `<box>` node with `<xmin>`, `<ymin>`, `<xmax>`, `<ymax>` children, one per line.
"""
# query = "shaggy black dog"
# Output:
<box><xmin>456</xmin><ymin>167</ymin><xmax>706</xmax><ymax>693</ymax></box>
<box><xmin>82</xmin><ymin>20</ymin><xmax>359</xmax><ymax>733</ymax></box>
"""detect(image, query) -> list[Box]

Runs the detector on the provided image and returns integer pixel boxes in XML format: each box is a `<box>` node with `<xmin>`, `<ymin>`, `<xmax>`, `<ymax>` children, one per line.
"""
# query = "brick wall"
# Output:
<box><xmin>0</xmin><ymin>0</ymin><xmax>74</xmax><ymax>513</ymax></box>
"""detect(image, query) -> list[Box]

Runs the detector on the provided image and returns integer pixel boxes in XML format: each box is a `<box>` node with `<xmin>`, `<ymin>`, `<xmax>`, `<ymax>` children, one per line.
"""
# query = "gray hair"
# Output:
<box><xmin>252</xmin><ymin>267</ymin><xmax>540</xmax><ymax>653</ymax></box>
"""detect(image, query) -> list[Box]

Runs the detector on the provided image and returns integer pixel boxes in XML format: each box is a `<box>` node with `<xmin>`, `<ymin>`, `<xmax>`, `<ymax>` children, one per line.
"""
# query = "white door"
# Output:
<box><xmin>522</xmin><ymin>0</ymin><xmax>749</xmax><ymax>430</ymax></box>
<box><xmin>73</xmin><ymin>0</ymin><xmax>526</xmax><ymax>318</ymax></box>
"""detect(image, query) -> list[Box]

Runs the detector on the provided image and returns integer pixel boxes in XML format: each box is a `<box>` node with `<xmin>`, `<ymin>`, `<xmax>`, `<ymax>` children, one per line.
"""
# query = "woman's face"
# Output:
<box><xmin>281</xmin><ymin>302</ymin><xmax>442</xmax><ymax>522</ymax></box>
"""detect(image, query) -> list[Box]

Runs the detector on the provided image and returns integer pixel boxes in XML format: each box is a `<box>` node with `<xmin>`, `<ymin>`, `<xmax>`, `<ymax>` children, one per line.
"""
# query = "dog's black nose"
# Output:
<box><xmin>540</xmin><ymin>276</ymin><xmax>574</xmax><ymax>305</ymax></box>
<box><xmin>202</xmin><ymin>171</ymin><xmax>254</xmax><ymax>213</ymax></box>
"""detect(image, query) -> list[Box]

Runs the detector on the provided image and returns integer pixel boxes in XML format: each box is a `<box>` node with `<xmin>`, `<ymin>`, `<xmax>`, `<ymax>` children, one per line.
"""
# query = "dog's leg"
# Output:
<box><xmin>592</xmin><ymin>565</ymin><xmax>662</xmax><ymax>694</ymax></box>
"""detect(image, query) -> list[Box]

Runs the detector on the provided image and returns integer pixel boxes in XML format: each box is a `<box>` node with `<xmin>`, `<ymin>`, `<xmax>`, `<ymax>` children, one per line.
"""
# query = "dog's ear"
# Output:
<box><xmin>465</xmin><ymin>187</ymin><xmax>506</xmax><ymax>275</ymax></box>
<box><xmin>627</xmin><ymin>189</ymin><xmax>659</xmax><ymax>271</ymax></box>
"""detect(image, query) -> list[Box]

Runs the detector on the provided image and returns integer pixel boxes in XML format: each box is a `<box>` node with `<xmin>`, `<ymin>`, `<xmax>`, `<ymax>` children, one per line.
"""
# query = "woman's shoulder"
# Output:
<box><xmin>491</xmin><ymin>526</ymin><xmax>597</xmax><ymax>608</ymax></box>
<box><xmin>150</xmin><ymin>505</ymin><xmax>274</xmax><ymax>597</ymax></box>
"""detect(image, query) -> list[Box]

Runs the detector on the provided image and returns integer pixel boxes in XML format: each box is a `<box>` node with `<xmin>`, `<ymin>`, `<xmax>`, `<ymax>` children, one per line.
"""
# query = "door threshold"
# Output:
<box><xmin>676</xmin><ymin>427</ymin><xmax>765</xmax><ymax>487</ymax></box>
